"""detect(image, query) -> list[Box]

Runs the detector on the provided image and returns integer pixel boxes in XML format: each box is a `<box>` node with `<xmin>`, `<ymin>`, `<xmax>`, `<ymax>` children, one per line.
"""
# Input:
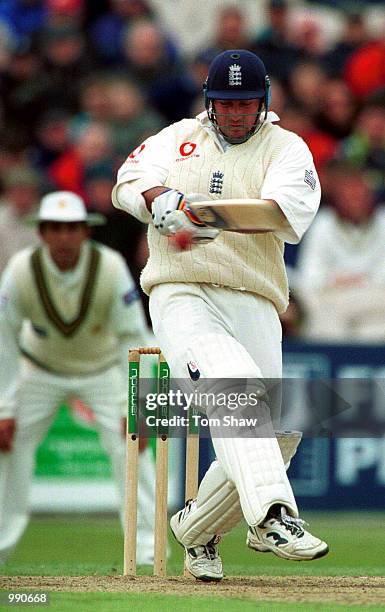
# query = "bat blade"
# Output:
<box><xmin>187</xmin><ymin>199</ymin><xmax>288</xmax><ymax>231</ymax></box>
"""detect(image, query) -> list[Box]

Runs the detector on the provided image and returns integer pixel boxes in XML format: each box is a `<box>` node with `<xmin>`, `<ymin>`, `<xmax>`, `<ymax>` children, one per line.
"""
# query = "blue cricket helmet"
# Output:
<box><xmin>204</xmin><ymin>50</ymin><xmax>269</xmax><ymax>102</ymax></box>
<box><xmin>203</xmin><ymin>49</ymin><xmax>271</xmax><ymax>143</ymax></box>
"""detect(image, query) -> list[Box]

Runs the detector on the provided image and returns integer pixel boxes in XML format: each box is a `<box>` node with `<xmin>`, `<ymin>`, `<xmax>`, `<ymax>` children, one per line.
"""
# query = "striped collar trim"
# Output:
<box><xmin>30</xmin><ymin>245</ymin><xmax>101</xmax><ymax>337</ymax></box>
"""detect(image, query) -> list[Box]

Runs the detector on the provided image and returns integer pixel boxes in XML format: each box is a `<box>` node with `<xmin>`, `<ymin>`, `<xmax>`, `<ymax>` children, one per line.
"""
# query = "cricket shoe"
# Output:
<box><xmin>170</xmin><ymin>500</ymin><xmax>223</xmax><ymax>581</ymax></box>
<box><xmin>247</xmin><ymin>505</ymin><xmax>329</xmax><ymax>561</ymax></box>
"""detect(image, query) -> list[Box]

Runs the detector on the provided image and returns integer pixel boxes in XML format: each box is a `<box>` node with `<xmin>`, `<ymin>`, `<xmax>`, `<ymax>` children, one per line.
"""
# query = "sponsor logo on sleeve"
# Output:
<box><xmin>126</xmin><ymin>143</ymin><xmax>146</xmax><ymax>163</ymax></box>
<box><xmin>304</xmin><ymin>169</ymin><xmax>316</xmax><ymax>190</ymax></box>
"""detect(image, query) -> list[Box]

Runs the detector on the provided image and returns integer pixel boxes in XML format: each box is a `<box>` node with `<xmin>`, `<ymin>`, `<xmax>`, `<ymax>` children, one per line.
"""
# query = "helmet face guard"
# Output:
<box><xmin>204</xmin><ymin>50</ymin><xmax>271</xmax><ymax>144</ymax></box>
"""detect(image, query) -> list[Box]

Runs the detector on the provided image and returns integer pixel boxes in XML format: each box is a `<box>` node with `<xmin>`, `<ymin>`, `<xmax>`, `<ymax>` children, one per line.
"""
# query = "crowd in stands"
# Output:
<box><xmin>0</xmin><ymin>0</ymin><xmax>384</xmax><ymax>342</ymax></box>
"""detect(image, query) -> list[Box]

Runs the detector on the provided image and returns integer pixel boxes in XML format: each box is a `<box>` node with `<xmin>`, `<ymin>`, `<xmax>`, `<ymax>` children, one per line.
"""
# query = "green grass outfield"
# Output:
<box><xmin>1</xmin><ymin>512</ymin><xmax>384</xmax><ymax>611</ymax></box>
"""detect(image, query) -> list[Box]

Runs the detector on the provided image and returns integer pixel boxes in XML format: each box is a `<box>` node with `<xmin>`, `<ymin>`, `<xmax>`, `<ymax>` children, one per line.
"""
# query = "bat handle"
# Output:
<box><xmin>182</xmin><ymin>205</ymin><xmax>206</xmax><ymax>227</ymax></box>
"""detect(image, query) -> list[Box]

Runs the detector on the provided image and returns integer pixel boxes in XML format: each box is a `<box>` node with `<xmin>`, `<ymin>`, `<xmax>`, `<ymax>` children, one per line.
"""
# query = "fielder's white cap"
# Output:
<box><xmin>29</xmin><ymin>191</ymin><xmax>105</xmax><ymax>226</ymax></box>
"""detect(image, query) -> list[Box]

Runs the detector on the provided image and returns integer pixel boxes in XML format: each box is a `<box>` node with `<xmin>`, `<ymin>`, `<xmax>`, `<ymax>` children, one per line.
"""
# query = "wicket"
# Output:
<box><xmin>124</xmin><ymin>347</ymin><xmax>199</xmax><ymax>577</ymax></box>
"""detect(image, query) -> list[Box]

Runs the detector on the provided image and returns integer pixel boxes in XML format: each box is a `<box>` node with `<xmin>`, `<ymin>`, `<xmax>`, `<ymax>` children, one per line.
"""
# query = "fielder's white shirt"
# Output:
<box><xmin>0</xmin><ymin>242</ymin><xmax>150</xmax><ymax>416</ymax></box>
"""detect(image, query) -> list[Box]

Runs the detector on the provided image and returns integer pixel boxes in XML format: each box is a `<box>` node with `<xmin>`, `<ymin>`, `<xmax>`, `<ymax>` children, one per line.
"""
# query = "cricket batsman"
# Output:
<box><xmin>112</xmin><ymin>50</ymin><xmax>329</xmax><ymax>580</ymax></box>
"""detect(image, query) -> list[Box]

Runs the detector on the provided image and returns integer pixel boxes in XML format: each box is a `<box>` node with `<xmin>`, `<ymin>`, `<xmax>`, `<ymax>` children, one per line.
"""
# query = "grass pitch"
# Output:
<box><xmin>1</xmin><ymin>512</ymin><xmax>384</xmax><ymax>610</ymax></box>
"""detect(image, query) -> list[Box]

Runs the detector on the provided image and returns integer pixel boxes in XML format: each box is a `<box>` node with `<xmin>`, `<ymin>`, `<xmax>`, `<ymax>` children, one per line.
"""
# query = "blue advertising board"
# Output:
<box><xmin>199</xmin><ymin>342</ymin><xmax>384</xmax><ymax>510</ymax></box>
<box><xmin>283</xmin><ymin>342</ymin><xmax>385</xmax><ymax>509</ymax></box>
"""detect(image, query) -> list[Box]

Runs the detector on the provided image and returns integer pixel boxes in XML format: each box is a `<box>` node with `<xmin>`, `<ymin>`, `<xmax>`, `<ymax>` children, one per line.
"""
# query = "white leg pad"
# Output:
<box><xmin>175</xmin><ymin>460</ymin><xmax>243</xmax><ymax>546</ymax></box>
<box><xmin>186</xmin><ymin>333</ymin><xmax>298</xmax><ymax>526</ymax></box>
<box><xmin>176</xmin><ymin>431</ymin><xmax>303</xmax><ymax>547</ymax></box>
<box><xmin>213</xmin><ymin>430</ymin><xmax>298</xmax><ymax>527</ymax></box>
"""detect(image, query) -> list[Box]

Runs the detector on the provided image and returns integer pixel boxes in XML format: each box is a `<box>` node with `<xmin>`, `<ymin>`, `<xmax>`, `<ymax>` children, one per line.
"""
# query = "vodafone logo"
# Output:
<box><xmin>179</xmin><ymin>142</ymin><xmax>197</xmax><ymax>157</ymax></box>
<box><xmin>128</xmin><ymin>144</ymin><xmax>145</xmax><ymax>159</ymax></box>
<box><xmin>176</xmin><ymin>141</ymin><xmax>200</xmax><ymax>162</ymax></box>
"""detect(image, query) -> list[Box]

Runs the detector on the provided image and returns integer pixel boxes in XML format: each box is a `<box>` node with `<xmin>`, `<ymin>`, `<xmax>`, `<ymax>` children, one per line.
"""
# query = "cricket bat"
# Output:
<box><xmin>186</xmin><ymin>198</ymin><xmax>289</xmax><ymax>232</ymax></box>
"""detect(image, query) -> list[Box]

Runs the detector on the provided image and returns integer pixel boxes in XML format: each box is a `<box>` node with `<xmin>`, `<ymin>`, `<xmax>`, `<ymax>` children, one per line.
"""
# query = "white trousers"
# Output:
<box><xmin>0</xmin><ymin>359</ymin><xmax>155</xmax><ymax>564</ymax></box>
<box><xmin>150</xmin><ymin>284</ymin><xmax>282</xmax><ymax>378</ymax></box>
<box><xmin>149</xmin><ymin>283</ymin><xmax>297</xmax><ymax>528</ymax></box>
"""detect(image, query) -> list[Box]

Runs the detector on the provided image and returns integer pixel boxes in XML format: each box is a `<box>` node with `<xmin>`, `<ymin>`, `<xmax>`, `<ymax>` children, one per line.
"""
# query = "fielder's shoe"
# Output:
<box><xmin>170</xmin><ymin>500</ymin><xmax>223</xmax><ymax>581</ymax></box>
<box><xmin>247</xmin><ymin>505</ymin><xmax>329</xmax><ymax>561</ymax></box>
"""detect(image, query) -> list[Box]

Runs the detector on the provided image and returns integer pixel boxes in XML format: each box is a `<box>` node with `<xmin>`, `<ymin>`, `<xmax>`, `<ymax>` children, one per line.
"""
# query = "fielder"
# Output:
<box><xmin>0</xmin><ymin>191</ymin><xmax>156</xmax><ymax>565</ymax></box>
<box><xmin>112</xmin><ymin>50</ymin><xmax>329</xmax><ymax>580</ymax></box>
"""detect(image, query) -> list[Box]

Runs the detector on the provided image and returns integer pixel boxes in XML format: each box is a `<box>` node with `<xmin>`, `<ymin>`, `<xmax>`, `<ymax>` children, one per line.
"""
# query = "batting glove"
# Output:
<box><xmin>152</xmin><ymin>190</ymin><xmax>220</xmax><ymax>243</ymax></box>
<box><xmin>151</xmin><ymin>189</ymin><xmax>187</xmax><ymax>235</ymax></box>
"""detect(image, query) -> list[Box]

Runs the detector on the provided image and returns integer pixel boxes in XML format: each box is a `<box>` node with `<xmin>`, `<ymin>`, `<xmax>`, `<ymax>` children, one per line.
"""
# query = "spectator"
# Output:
<box><xmin>202</xmin><ymin>5</ymin><xmax>252</xmax><ymax>56</ymax></box>
<box><xmin>138</xmin><ymin>48</ymin><xmax>217</xmax><ymax>123</ymax></box>
<box><xmin>179</xmin><ymin>49</ymin><xmax>219</xmax><ymax>118</ymax></box>
<box><xmin>69</xmin><ymin>73</ymin><xmax>112</xmax><ymax>136</ymax></box>
<box><xmin>38</xmin><ymin>23</ymin><xmax>96</xmax><ymax>113</ymax></box>
<box><xmin>252</xmin><ymin>0</ymin><xmax>300</xmax><ymax>84</ymax></box>
<box><xmin>0</xmin><ymin>20</ymin><xmax>15</xmax><ymax>72</ymax></box>
<box><xmin>0</xmin><ymin>129</ymin><xmax>30</xmax><ymax>178</ymax></box>
<box><xmin>280</xmin><ymin>104</ymin><xmax>337</xmax><ymax>170</ymax></box>
<box><xmin>288</xmin><ymin>12</ymin><xmax>326</xmax><ymax>62</ymax></box>
<box><xmin>90</xmin><ymin>0</ymin><xmax>154</xmax><ymax>66</ymax></box>
<box><xmin>340</xmin><ymin>101</ymin><xmax>385</xmax><ymax>199</ymax></box>
<box><xmin>323</xmin><ymin>10</ymin><xmax>369</xmax><ymax>78</ymax></box>
<box><xmin>125</xmin><ymin>15</ymin><xmax>160</xmax><ymax>74</ymax></box>
<box><xmin>1</xmin><ymin>38</ymin><xmax>47</xmax><ymax>135</ymax></box>
<box><xmin>106</xmin><ymin>77</ymin><xmax>164</xmax><ymax>160</ymax></box>
<box><xmin>0</xmin><ymin>165</ymin><xmax>41</xmax><ymax>274</ymax></box>
<box><xmin>288</xmin><ymin>60</ymin><xmax>327</xmax><ymax>116</ymax></box>
<box><xmin>49</xmin><ymin>121</ymin><xmax>114</xmax><ymax>198</ymax></box>
<box><xmin>121</xmin><ymin>19</ymin><xmax>186</xmax><ymax>121</ymax></box>
<box><xmin>30</xmin><ymin>109</ymin><xmax>71</xmax><ymax>172</ymax></box>
<box><xmin>0</xmin><ymin>0</ymin><xmax>46</xmax><ymax>40</ymax></box>
<box><xmin>314</xmin><ymin>78</ymin><xmax>356</xmax><ymax>139</ymax></box>
<box><xmin>122</xmin><ymin>19</ymin><xmax>181</xmax><ymax>90</ymax></box>
<box><xmin>296</xmin><ymin>162</ymin><xmax>385</xmax><ymax>343</ymax></box>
